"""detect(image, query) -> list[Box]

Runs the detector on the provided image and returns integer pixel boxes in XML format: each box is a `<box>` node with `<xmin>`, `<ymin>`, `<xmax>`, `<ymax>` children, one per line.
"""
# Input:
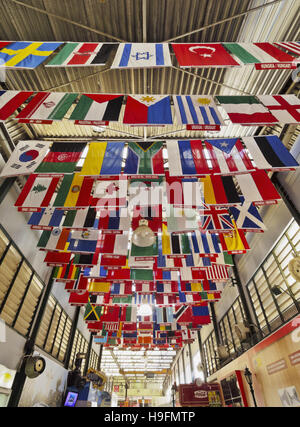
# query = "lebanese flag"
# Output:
<box><xmin>172</xmin><ymin>43</ymin><xmax>240</xmax><ymax>67</ymax></box>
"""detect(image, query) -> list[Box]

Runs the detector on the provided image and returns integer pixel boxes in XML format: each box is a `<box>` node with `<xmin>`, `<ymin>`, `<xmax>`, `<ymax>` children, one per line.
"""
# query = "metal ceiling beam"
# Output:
<box><xmin>8</xmin><ymin>0</ymin><xmax>127</xmax><ymax>42</ymax></box>
<box><xmin>163</xmin><ymin>0</ymin><xmax>285</xmax><ymax>42</ymax></box>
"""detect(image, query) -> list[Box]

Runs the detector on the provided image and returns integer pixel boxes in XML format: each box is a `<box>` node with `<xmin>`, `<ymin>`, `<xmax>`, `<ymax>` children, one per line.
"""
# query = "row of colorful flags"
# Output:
<box><xmin>0</xmin><ymin>41</ymin><xmax>299</xmax><ymax>69</ymax></box>
<box><xmin>1</xmin><ymin>91</ymin><xmax>300</xmax><ymax>127</ymax></box>
<box><xmin>1</xmin><ymin>136</ymin><xmax>299</xmax><ymax>179</ymax></box>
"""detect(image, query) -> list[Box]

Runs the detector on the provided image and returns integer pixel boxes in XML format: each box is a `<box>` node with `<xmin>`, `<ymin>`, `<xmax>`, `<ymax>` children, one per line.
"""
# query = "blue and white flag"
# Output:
<box><xmin>173</xmin><ymin>95</ymin><xmax>224</xmax><ymax>125</ymax></box>
<box><xmin>111</xmin><ymin>43</ymin><xmax>172</xmax><ymax>68</ymax></box>
<box><xmin>229</xmin><ymin>196</ymin><xmax>266</xmax><ymax>232</ymax></box>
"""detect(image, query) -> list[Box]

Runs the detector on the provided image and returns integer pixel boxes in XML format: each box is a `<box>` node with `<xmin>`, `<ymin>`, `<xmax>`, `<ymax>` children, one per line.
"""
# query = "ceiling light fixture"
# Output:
<box><xmin>131</xmin><ymin>219</ymin><xmax>156</xmax><ymax>247</ymax></box>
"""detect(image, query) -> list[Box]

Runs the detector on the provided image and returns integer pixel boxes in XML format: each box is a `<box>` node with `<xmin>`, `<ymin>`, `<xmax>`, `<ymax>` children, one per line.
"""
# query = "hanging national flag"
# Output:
<box><xmin>202</xmin><ymin>264</ymin><xmax>230</xmax><ymax>281</ymax></box>
<box><xmin>155</xmin><ymin>294</ymin><xmax>178</xmax><ymax>306</ymax></box>
<box><xmin>69</xmin><ymin>94</ymin><xmax>124</xmax><ymax>124</ymax></box>
<box><xmin>97</xmin><ymin>232</ymin><xmax>129</xmax><ymax>255</ymax></box>
<box><xmin>256</xmin><ymin>95</ymin><xmax>300</xmax><ymax>125</ymax></box>
<box><xmin>35</xmin><ymin>142</ymin><xmax>86</xmax><ymax>173</ymax></box>
<box><xmin>155</xmin><ymin>306</ymin><xmax>174</xmax><ymax>324</ymax></box>
<box><xmin>155</xmin><ymin>269</ymin><xmax>179</xmax><ymax>282</ymax></box>
<box><xmin>128</xmin><ymin>179</ymin><xmax>164</xmax><ymax>207</ymax></box>
<box><xmin>130</xmin><ymin>235</ymin><xmax>158</xmax><ymax>257</ymax></box>
<box><xmin>191</xmin><ymin>304</ymin><xmax>211</xmax><ymax>325</ymax></box>
<box><xmin>173</xmin><ymin>95</ymin><xmax>224</xmax><ymax>129</ymax></box>
<box><xmin>165</xmin><ymin>205</ymin><xmax>199</xmax><ymax>232</ymax></box>
<box><xmin>68</xmin><ymin>229</ymin><xmax>100</xmax><ymax>253</ymax></box>
<box><xmin>216</xmin><ymin>95</ymin><xmax>278</xmax><ymax>124</ymax></box>
<box><xmin>44</xmin><ymin>251</ymin><xmax>71</xmax><ymax>266</ymax></box>
<box><xmin>16</xmin><ymin>92</ymin><xmax>78</xmax><ymax>124</ymax></box>
<box><xmin>46</xmin><ymin>42</ymin><xmax>113</xmax><ymax>66</ymax></box>
<box><xmin>89</xmin><ymin>293</ymin><xmax>111</xmax><ymax>306</ymax></box>
<box><xmin>91</xmin><ymin>179</ymin><xmax>128</xmax><ymax>208</ymax></box>
<box><xmin>234</xmin><ymin>170</ymin><xmax>281</xmax><ymax>205</ymax></box>
<box><xmin>14</xmin><ymin>174</ymin><xmax>60</xmax><ymax>211</ymax></box>
<box><xmin>87</xmin><ymin>281</ymin><xmax>111</xmax><ymax>294</ymax></box>
<box><xmin>68</xmin><ymin>291</ymin><xmax>89</xmax><ymax>306</ymax></box>
<box><xmin>188</xmin><ymin>231</ymin><xmax>222</xmax><ymax>256</ymax></box>
<box><xmin>200</xmin><ymin>206</ymin><xmax>234</xmax><ymax>232</ymax></box>
<box><xmin>165</xmin><ymin>177</ymin><xmax>206</xmax><ymax>207</ymax></box>
<box><xmin>0</xmin><ymin>41</ymin><xmax>62</xmax><ymax>68</ymax></box>
<box><xmin>80</xmin><ymin>142</ymin><xmax>125</xmax><ymax>176</ymax></box>
<box><xmin>156</xmin><ymin>282</ymin><xmax>179</xmax><ymax>293</ymax></box>
<box><xmin>274</xmin><ymin>42</ymin><xmax>300</xmax><ymax>56</ymax></box>
<box><xmin>111</xmin><ymin>43</ymin><xmax>172</xmax><ymax>68</ymax></box>
<box><xmin>62</xmin><ymin>207</ymin><xmax>97</xmax><ymax>229</ymax></box>
<box><xmin>123</xmin><ymin>141</ymin><xmax>165</xmax><ymax>175</ymax></box>
<box><xmin>229</xmin><ymin>196</ymin><xmax>266</xmax><ymax>232</ymax></box>
<box><xmin>84</xmin><ymin>303</ymin><xmax>104</xmax><ymax>322</ymax></box>
<box><xmin>53</xmin><ymin>260</ymin><xmax>81</xmax><ymax>281</ymax></box>
<box><xmin>37</xmin><ymin>228</ymin><xmax>71</xmax><ymax>252</ymax></box>
<box><xmin>252</xmin><ymin>42</ymin><xmax>297</xmax><ymax>68</ymax></box>
<box><xmin>160</xmin><ymin>224</ymin><xmax>191</xmax><ymax>256</ymax></box>
<box><xmin>110</xmin><ymin>283</ymin><xmax>132</xmax><ymax>295</ymax></box>
<box><xmin>100</xmin><ymin>254</ymin><xmax>127</xmax><ymax>267</ymax></box>
<box><xmin>218</xmin><ymin>219</ymin><xmax>250</xmax><ymax>254</ymax></box>
<box><xmin>200</xmin><ymin>175</ymin><xmax>241</xmax><ymax>206</ymax></box>
<box><xmin>172</xmin><ymin>43</ymin><xmax>240</xmax><ymax>67</ymax></box>
<box><xmin>135</xmin><ymin>283</ymin><xmax>156</xmax><ymax>293</ymax></box>
<box><xmin>28</xmin><ymin>207</ymin><xmax>65</xmax><ymax>230</ymax></box>
<box><xmin>0</xmin><ymin>91</ymin><xmax>33</xmax><ymax>122</ymax></box>
<box><xmin>120</xmin><ymin>306</ymin><xmax>137</xmax><ymax>323</ymax></box>
<box><xmin>97</xmin><ymin>208</ymin><xmax>131</xmax><ymax>231</ymax></box>
<box><xmin>123</xmin><ymin>95</ymin><xmax>172</xmax><ymax>124</ymax></box>
<box><xmin>53</xmin><ymin>173</ymin><xmax>94</xmax><ymax>208</ymax></box>
<box><xmin>131</xmin><ymin>205</ymin><xmax>162</xmax><ymax>233</ymax></box>
<box><xmin>0</xmin><ymin>140</ymin><xmax>51</xmax><ymax>177</ymax></box>
<box><xmin>224</xmin><ymin>42</ymin><xmax>296</xmax><ymax>65</ymax></box>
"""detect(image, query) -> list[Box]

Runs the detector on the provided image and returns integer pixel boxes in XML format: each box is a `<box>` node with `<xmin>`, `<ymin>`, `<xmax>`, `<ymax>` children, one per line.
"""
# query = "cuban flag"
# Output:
<box><xmin>111</xmin><ymin>43</ymin><xmax>172</xmax><ymax>68</ymax></box>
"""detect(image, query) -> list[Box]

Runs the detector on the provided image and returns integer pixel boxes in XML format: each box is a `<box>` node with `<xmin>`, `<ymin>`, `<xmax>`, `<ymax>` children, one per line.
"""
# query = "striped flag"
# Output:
<box><xmin>256</xmin><ymin>95</ymin><xmax>300</xmax><ymax>125</ymax></box>
<box><xmin>172</xmin><ymin>43</ymin><xmax>240</xmax><ymax>67</ymax></box>
<box><xmin>156</xmin><ymin>282</ymin><xmax>179</xmax><ymax>293</ymax></box>
<box><xmin>68</xmin><ymin>230</ymin><xmax>99</xmax><ymax>253</ymax></box>
<box><xmin>135</xmin><ymin>283</ymin><xmax>156</xmax><ymax>293</ymax></box>
<box><xmin>203</xmin><ymin>264</ymin><xmax>230</xmax><ymax>281</ymax></box>
<box><xmin>120</xmin><ymin>306</ymin><xmax>137</xmax><ymax>323</ymax></box>
<box><xmin>53</xmin><ymin>261</ymin><xmax>81</xmax><ymax>281</ymax></box>
<box><xmin>97</xmin><ymin>208</ymin><xmax>131</xmax><ymax>231</ymax></box>
<box><xmin>155</xmin><ymin>294</ymin><xmax>178</xmax><ymax>306</ymax></box>
<box><xmin>16</xmin><ymin>92</ymin><xmax>78</xmax><ymax>123</ymax></box>
<box><xmin>0</xmin><ymin>41</ymin><xmax>62</xmax><ymax>68</ymax></box>
<box><xmin>68</xmin><ymin>291</ymin><xmax>89</xmax><ymax>306</ymax></box>
<box><xmin>69</xmin><ymin>94</ymin><xmax>124</xmax><ymax>124</ymax></box>
<box><xmin>155</xmin><ymin>270</ymin><xmax>179</xmax><ymax>282</ymax></box>
<box><xmin>165</xmin><ymin>205</ymin><xmax>199</xmax><ymax>232</ymax></box>
<box><xmin>123</xmin><ymin>141</ymin><xmax>165</xmax><ymax>175</ymax></box>
<box><xmin>110</xmin><ymin>283</ymin><xmax>132</xmax><ymax>295</ymax></box>
<box><xmin>160</xmin><ymin>224</ymin><xmax>191</xmax><ymax>256</ymax></box>
<box><xmin>173</xmin><ymin>95</ymin><xmax>224</xmax><ymax>127</ymax></box>
<box><xmin>62</xmin><ymin>207</ymin><xmax>97</xmax><ymax>229</ymax></box>
<box><xmin>229</xmin><ymin>197</ymin><xmax>266</xmax><ymax>232</ymax></box>
<box><xmin>44</xmin><ymin>251</ymin><xmax>71</xmax><ymax>266</ymax></box>
<box><xmin>188</xmin><ymin>231</ymin><xmax>221</xmax><ymax>256</ymax></box>
<box><xmin>224</xmin><ymin>42</ymin><xmax>297</xmax><ymax>65</ymax></box>
<box><xmin>200</xmin><ymin>175</ymin><xmax>241</xmax><ymax>206</ymax></box>
<box><xmin>97</xmin><ymin>232</ymin><xmax>129</xmax><ymax>255</ymax></box>
<box><xmin>37</xmin><ymin>228</ymin><xmax>71</xmax><ymax>252</ymax></box>
<box><xmin>111</xmin><ymin>43</ymin><xmax>172</xmax><ymax>68</ymax></box>
<box><xmin>28</xmin><ymin>207</ymin><xmax>65</xmax><ymax>230</ymax></box>
<box><xmin>155</xmin><ymin>306</ymin><xmax>174</xmax><ymax>324</ymax></box>
<box><xmin>46</xmin><ymin>42</ymin><xmax>113</xmax><ymax>66</ymax></box>
<box><xmin>165</xmin><ymin>177</ymin><xmax>206</xmax><ymax>207</ymax></box>
<box><xmin>0</xmin><ymin>140</ymin><xmax>51</xmax><ymax>177</ymax></box>
<box><xmin>35</xmin><ymin>142</ymin><xmax>86</xmax><ymax>173</ymax></box>
<box><xmin>274</xmin><ymin>42</ymin><xmax>300</xmax><ymax>56</ymax></box>
<box><xmin>15</xmin><ymin>174</ymin><xmax>60</xmax><ymax>211</ymax></box>
<box><xmin>123</xmin><ymin>95</ymin><xmax>172</xmax><ymax>124</ymax></box>
<box><xmin>216</xmin><ymin>95</ymin><xmax>278</xmax><ymax>124</ymax></box>
<box><xmin>219</xmin><ymin>220</ymin><xmax>250</xmax><ymax>254</ymax></box>
<box><xmin>79</xmin><ymin>142</ymin><xmax>124</xmax><ymax>176</ymax></box>
<box><xmin>166</xmin><ymin>139</ymin><xmax>255</xmax><ymax>176</ymax></box>
<box><xmin>0</xmin><ymin>91</ymin><xmax>33</xmax><ymax>121</ymax></box>
<box><xmin>235</xmin><ymin>170</ymin><xmax>281</xmax><ymax>205</ymax></box>
<box><xmin>53</xmin><ymin>173</ymin><xmax>94</xmax><ymax>208</ymax></box>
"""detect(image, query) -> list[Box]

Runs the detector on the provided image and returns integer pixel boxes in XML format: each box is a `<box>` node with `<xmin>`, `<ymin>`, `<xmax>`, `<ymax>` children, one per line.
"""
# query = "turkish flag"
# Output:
<box><xmin>172</xmin><ymin>43</ymin><xmax>240</xmax><ymax>67</ymax></box>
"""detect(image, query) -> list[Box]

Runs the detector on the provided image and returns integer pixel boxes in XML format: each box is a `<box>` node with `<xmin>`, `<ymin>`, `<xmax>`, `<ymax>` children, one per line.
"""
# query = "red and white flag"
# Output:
<box><xmin>257</xmin><ymin>94</ymin><xmax>300</xmax><ymax>124</ymax></box>
<box><xmin>172</xmin><ymin>43</ymin><xmax>240</xmax><ymax>67</ymax></box>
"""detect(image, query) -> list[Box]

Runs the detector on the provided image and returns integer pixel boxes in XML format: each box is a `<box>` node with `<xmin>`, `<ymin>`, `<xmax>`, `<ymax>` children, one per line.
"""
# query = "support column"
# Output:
<box><xmin>97</xmin><ymin>344</ymin><xmax>103</xmax><ymax>371</ymax></box>
<box><xmin>83</xmin><ymin>332</ymin><xmax>94</xmax><ymax>377</ymax></box>
<box><xmin>181</xmin><ymin>348</ymin><xmax>186</xmax><ymax>383</ymax></box>
<box><xmin>7</xmin><ymin>271</ymin><xmax>54</xmax><ymax>407</ymax></box>
<box><xmin>197</xmin><ymin>330</ymin><xmax>207</xmax><ymax>382</ymax></box>
<box><xmin>209</xmin><ymin>302</ymin><xmax>221</xmax><ymax>345</ymax></box>
<box><xmin>63</xmin><ymin>306</ymin><xmax>80</xmax><ymax>370</ymax></box>
<box><xmin>188</xmin><ymin>343</ymin><xmax>195</xmax><ymax>382</ymax></box>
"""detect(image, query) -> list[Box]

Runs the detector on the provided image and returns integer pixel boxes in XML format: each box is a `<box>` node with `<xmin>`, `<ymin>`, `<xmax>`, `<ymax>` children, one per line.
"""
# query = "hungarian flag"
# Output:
<box><xmin>28</xmin><ymin>207</ymin><xmax>65</xmax><ymax>229</ymax></box>
<box><xmin>218</xmin><ymin>220</ymin><xmax>250</xmax><ymax>254</ymax></box>
<box><xmin>224</xmin><ymin>42</ymin><xmax>296</xmax><ymax>65</ymax></box>
<box><xmin>229</xmin><ymin>197</ymin><xmax>266</xmax><ymax>232</ymax></box>
<box><xmin>35</xmin><ymin>142</ymin><xmax>86</xmax><ymax>173</ymax></box>
<box><xmin>53</xmin><ymin>173</ymin><xmax>94</xmax><ymax>208</ymax></box>
<box><xmin>172</xmin><ymin>43</ymin><xmax>240</xmax><ymax>67</ymax></box>
<box><xmin>124</xmin><ymin>141</ymin><xmax>164</xmax><ymax>175</ymax></box>
<box><xmin>62</xmin><ymin>207</ymin><xmax>97</xmax><ymax>229</ymax></box>
<box><xmin>256</xmin><ymin>95</ymin><xmax>300</xmax><ymax>125</ymax></box>
<box><xmin>235</xmin><ymin>170</ymin><xmax>281</xmax><ymax>205</ymax></box>
<box><xmin>165</xmin><ymin>205</ymin><xmax>198</xmax><ymax>232</ymax></box>
<box><xmin>274</xmin><ymin>42</ymin><xmax>300</xmax><ymax>56</ymax></box>
<box><xmin>123</xmin><ymin>95</ymin><xmax>172</xmax><ymax>124</ymax></box>
<box><xmin>46</xmin><ymin>42</ymin><xmax>113</xmax><ymax>66</ymax></box>
<box><xmin>96</xmin><ymin>208</ymin><xmax>131</xmax><ymax>231</ymax></box>
<box><xmin>69</xmin><ymin>94</ymin><xmax>124</xmax><ymax>124</ymax></box>
<box><xmin>0</xmin><ymin>140</ymin><xmax>51</xmax><ymax>177</ymax></box>
<box><xmin>200</xmin><ymin>206</ymin><xmax>234</xmax><ymax>232</ymax></box>
<box><xmin>16</xmin><ymin>92</ymin><xmax>78</xmax><ymax>123</ymax></box>
<box><xmin>0</xmin><ymin>41</ymin><xmax>62</xmax><ymax>68</ymax></box>
<box><xmin>111</xmin><ymin>43</ymin><xmax>172</xmax><ymax>68</ymax></box>
<box><xmin>15</xmin><ymin>174</ymin><xmax>60</xmax><ymax>210</ymax></box>
<box><xmin>80</xmin><ymin>141</ymin><xmax>124</xmax><ymax>176</ymax></box>
<box><xmin>91</xmin><ymin>179</ymin><xmax>128</xmax><ymax>208</ymax></box>
<box><xmin>0</xmin><ymin>90</ymin><xmax>33</xmax><ymax>121</ymax></box>
<box><xmin>216</xmin><ymin>95</ymin><xmax>278</xmax><ymax>124</ymax></box>
<box><xmin>173</xmin><ymin>95</ymin><xmax>224</xmax><ymax>126</ymax></box>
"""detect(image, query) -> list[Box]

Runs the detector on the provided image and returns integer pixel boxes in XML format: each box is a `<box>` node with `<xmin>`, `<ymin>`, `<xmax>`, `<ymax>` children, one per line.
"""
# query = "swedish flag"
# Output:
<box><xmin>0</xmin><ymin>41</ymin><xmax>62</xmax><ymax>68</ymax></box>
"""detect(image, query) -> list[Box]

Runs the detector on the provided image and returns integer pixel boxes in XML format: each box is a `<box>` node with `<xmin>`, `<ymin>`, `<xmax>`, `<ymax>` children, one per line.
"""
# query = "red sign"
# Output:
<box><xmin>266</xmin><ymin>358</ymin><xmax>287</xmax><ymax>375</ymax></box>
<box><xmin>288</xmin><ymin>350</ymin><xmax>300</xmax><ymax>366</ymax></box>
<box><xmin>186</xmin><ymin>124</ymin><xmax>220</xmax><ymax>131</ymax></box>
<box><xmin>179</xmin><ymin>383</ymin><xmax>221</xmax><ymax>406</ymax></box>
<box><xmin>255</xmin><ymin>63</ymin><xmax>297</xmax><ymax>70</ymax></box>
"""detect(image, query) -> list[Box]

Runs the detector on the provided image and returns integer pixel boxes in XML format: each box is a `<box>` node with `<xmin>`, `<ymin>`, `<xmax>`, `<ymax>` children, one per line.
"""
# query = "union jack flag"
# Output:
<box><xmin>200</xmin><ymin>206</ymin><xmax>234</xmax><ymax>232</ymax></box>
